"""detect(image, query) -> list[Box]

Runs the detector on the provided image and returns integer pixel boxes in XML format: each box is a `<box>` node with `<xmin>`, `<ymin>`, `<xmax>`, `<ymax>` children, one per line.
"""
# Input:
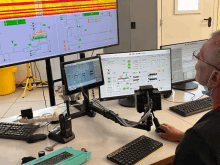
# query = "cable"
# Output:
<box><xmin>92</xmin><ymin>101</ymin><xmax>105</xmax><ymax>109</ymax></box>
<box><xmin>195</xmin><ymin>94</ymin><xmax>205</xmax><ymax>100</ymax></box>
<box><xmin>48</xmin><ymin>123</ymin><xmax>59</xmax><ymax>133</ymax></box>
<box><xmin>90</xmin><ymin>50</ymin><xmax>95</xmax><ymax>98</ymax></box>
<box><xmin>91</xmin><ymin>98</ymin><xmax>107</xmax><ymax>110</ymax></box>
<box><xmin>56</xmin><ymin>102</ymin><xmax>65</xmax><ymax>106</ymax></box>
<box><xmin>53</xmin><ymin>105</ymin><xmax>67</xmax><ymax>115</ymax></box>
<box><xmin>91</xmin><ymin>50</ymin><xmax>95</xmax><ymax>57</ymax></box>
<box><xmin>42</xmin><ymin>113</ymin><xmax>52</xmax><ymax>116</ymax></box>
<box><xmin>82</xmin><ymin>91</ymin><xmax>89</xmax><ymax>99</ymax></box>
<box><xmin>163</xmin><ymin>89</ymin><xmax>195</xmax><ymax>103</ymax></box>
<box><xmin>92</xmin><ymin>88</ymin><xmax>95</xmax><ymax>99</ymax></box>
<box><xmin>86</xmin><ymin>87</ymin><xmax>205</xmax><ymax>127</ymax></box>
<box><xmin>83</xmin><ymin>90</ymin><xmax>153</xmax><ymax>127</ymax></box>
<box><xmin>90</xmin><ymin>94</ymin><xmax>151</xmax><ymax>127</ymax></box>
<box><xmin>17</xmin><ymin>115</ymin><xmax>22</xmax><ymax>121</ymax></box>
<box><xmin>116</xmin><ymin>116</ymin><xmax>130</xmax><ymax>127</ymax></box>
<box><xmin>83</xmin><ymin>91</ymin><xmax>128</xmax><ymax>125</ymax></box>
<box><xmin>35</xmin><ymin>62</ymin><xmax>47</xmax><ymax>108</ymax></box>
<box><xmin>164</xmin><ymin>90</ymin><xmax>205</xmax><ymax>103</ymax></box>
<box><xmin>40</xmin><ymin>122</ymin><xmax>51</xmax><ymax>128</ymax></box>
<box><xmin>91</xmin><ymin>99</ymin><xmax>129</xmax><ymax>127</ymax></box>
<box><xmin>184</xmin><ymin>91</ymin><xmax>196</xmax><ymax>101</ymax></box>
<box><xmin>164</xmin><ymin>98</ymin><xmax>185</xmax><ymax>104</ymax></box>
<box><xmin>45</xmin><ymin>105</ymin><xmax>68</xmax><ymax>132</ymax></box>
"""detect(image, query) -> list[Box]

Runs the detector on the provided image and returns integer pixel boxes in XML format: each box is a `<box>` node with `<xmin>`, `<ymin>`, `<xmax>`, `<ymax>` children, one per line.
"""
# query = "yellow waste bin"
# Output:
<box><xmin>0</xmin><ymin>66</ymin><xmax>17</xmax><ymax>95</ymax></box>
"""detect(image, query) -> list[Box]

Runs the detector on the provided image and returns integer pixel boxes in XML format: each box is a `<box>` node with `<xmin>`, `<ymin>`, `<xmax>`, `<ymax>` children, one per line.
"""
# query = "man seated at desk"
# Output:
<box><xmin>157</xmin><ymin>30</ymin><xmax>220</xmax><ymax>165</ymax></box>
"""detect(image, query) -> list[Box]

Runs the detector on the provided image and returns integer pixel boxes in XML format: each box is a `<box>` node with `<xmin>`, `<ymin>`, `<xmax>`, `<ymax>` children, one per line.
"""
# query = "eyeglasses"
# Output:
<box><xmin>193</xmin><ymin>49</ymin><xmax>220</xmax><ymax>71</ymax></box>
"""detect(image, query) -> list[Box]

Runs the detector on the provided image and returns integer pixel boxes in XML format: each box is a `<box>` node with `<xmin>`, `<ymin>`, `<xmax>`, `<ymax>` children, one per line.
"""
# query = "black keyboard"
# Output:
<box><xmin>34</xmin><ymin>151</ymin><xmax>73</xmax><ymax>165</ymax></box>
<box><xmin>169</xmin><ymin>97</ymin><xmax>212</xmax><ymax>117</ymax></box>
<box><xmin>107</xmin><ymin>135</ymin><xmax>163</xmax><ymax>165</ymax></box>
<box><xmin>0</xmin><ymin>122</ymin><xmax>39</xmax><ymax>140</ymax></box>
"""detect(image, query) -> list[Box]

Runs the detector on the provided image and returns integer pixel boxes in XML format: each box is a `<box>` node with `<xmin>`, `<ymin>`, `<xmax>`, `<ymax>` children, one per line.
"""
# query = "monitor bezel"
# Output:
<box><xmin>0</xmin><ymin>0</ymin><xmax>119</xmax><ymax>69</ymax></box>
<box><xmin>97</xmin><ymin>48</ymin><xmax>172</xmax><ymax>101</ymax></box>
<box><xmin>60</xmin><ymin>56</ymin><xmax>104</xmax><ymax>96</ymax></box>
<box><xmin>160</xmin><ymin>39</ymin><xmax>208</xmax><ymax>85</ymax></box>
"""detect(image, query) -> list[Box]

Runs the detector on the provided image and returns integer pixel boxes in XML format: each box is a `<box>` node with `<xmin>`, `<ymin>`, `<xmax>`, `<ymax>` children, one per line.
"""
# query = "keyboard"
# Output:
<box><xmin>0</xmin><ymin>122</ymin><xmax>39</xmax><ymax>140</ymax></box>
<box><xmin>169</xmin><ymin>97</ymin><xmax>212</xmax><ymax>117</ymax></box>
<box><xmin>107</xmin><ymin>135</ymin><xmax>163</xmax><ymax>165</ymax></box>
<box><xmin>24</xmin><ymin>146</ymin><xmax>91</xmax><ymax>165</ymax></box>
<box><xmin>34</xmin><ymin>151</ymin><xmax>73</xmax><ymax>165</ymax></box>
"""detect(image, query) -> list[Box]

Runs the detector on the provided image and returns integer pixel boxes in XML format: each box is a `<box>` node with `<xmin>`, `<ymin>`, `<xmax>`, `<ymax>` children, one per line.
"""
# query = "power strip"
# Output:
<box><xmin>16</xmin><ymin>111</ymin><xmax>59</xmax><ymax>123</ymax></box>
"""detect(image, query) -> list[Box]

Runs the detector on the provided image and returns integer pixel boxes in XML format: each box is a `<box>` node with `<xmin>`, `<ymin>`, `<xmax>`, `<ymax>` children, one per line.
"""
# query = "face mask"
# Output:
<box><xmin>203</xmin><ymin>85</ymin><xmax>213</xmax><ymax>96</ymax></box>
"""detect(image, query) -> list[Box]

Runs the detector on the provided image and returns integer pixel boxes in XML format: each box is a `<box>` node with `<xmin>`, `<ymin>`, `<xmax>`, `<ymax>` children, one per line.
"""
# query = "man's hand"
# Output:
<box><xmin>156</xmin><ymin>123</ymin><xmax>185</xmax><ymax>142</ymax></box>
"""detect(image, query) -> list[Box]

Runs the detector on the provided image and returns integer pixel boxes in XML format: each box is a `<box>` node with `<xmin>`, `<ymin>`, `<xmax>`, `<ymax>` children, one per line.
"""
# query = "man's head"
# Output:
<box><xmin>195</xmin><ymin>30</ymin><xmax>220</xmax><ymax>90</ymax></box>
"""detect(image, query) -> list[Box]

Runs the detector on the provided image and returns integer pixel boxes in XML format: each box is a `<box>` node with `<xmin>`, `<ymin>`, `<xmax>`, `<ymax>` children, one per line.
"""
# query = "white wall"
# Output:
<box><xmin>14</xmin><ymin>49</ymin><xmax>103</xmax><ymax>87</ymax></box>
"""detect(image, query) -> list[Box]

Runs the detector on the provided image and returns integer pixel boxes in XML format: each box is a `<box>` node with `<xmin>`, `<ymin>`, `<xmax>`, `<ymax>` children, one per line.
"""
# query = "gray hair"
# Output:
<box><xmin>211</xmin><ymin>30</ymin><xmax>220</xmax><ymax>38</ymax></box>
<box><xmin>210</xmin><ymin>30</ymin><xmax>220</xmax><ymax>69</ymax></box>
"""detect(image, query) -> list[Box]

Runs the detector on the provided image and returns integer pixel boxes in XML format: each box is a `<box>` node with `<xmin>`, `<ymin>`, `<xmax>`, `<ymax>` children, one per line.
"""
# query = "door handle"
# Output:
<box><xmin>204</xmin><ymin>17</ymin><xmax>212</xmax><ymax>27</ymax></box>
<box><xmin>131</xmin><ymin>22</ymin><xmax>136</xmax><ymax>29</ymax></box>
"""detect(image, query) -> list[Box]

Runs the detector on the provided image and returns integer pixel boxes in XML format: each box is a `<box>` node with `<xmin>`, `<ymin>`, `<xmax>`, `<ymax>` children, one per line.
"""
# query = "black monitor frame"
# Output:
<box><xmin>160</xmin><ymin>39</ymin><xmax>208</xmax><ymax>86</ymax></box>
<box><xmin>60</xmin><ymin>56</ymin><xmax>104</xmax><ymax>96</ymax></box>
<box><xmin>97</xmin><ymin>48</ymin><xmax>172</xmax><ymax>102</ymax></box>
<box><xmin>0</xmin><ymin>0</ymin><xmax>119</xmax><ymax>69</ymax></box>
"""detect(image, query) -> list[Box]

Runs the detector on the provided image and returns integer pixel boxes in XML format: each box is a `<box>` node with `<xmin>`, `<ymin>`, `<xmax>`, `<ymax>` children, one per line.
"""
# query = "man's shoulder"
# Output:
<box><xmin>183</xmin><ymin>107</ymin><xmax>220</xmax><ymax>156</ymax></box>
<box><xmin>173</xmin><ymin>107</ymin><xmax>220</xmax><ymax>165</ymax></box>
<box><xmin>193</xmin><ymin>106</ymin><xmax>220</xmax><ymax>131</ymax></box>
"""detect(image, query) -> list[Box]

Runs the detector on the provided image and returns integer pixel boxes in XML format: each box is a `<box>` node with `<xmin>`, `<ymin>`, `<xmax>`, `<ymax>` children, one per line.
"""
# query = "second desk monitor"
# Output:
<box><xmin>98</xmin><ymin>49</ymin><xmax>172</xmax><ymax>107</ymax></box>
<box><xmin>161</xmin><ymin>39</ymin><xmax>208</xmax><ymax>90</ymax></box>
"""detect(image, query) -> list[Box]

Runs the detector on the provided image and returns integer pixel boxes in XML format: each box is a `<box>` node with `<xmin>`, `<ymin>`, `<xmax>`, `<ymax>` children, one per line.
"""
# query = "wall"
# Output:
<box><xmin>14</xmin><ymin>49</ymin><xmax>103</xmax><ymax>87</ymax></box>
<box><xmin>218</xmin><ymin>0</ymin><xmax>220</xmax><ymax>29</ymax></box>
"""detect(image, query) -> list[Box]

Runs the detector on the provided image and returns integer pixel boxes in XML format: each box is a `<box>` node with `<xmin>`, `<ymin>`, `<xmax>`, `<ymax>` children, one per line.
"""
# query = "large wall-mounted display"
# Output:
<box><xmin>0</xmin><ymin>0</ymin><xmax>118</xmax><ymax>68</ymax></box>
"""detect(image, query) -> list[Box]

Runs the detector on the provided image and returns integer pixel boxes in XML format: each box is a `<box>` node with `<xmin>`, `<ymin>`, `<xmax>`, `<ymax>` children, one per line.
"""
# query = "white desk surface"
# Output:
<box><xmin>162</xmin><ymin>82</ymin><xmax>211</xmax><ymax>125</ymax></box>
<box><xmin>0</xmin><ymin>83</ymin><xmax>210</xmax><ymax>165</ymax></box>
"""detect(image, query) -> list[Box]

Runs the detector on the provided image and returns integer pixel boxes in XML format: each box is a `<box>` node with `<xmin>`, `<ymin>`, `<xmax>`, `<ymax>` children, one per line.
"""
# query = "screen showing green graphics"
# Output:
<box><xmin>64</xmin><ymin>58</ymin><xmax>102</xmax><ymax>91</ymax></box>
<box><xmin>0</xmin><ymin>0</ymin><xmax>118</xmax><ymax>68</ymax></box>
<box><xmin>99</xmin><ymin>49</ymin><xmax>171</xmax><ymax>100</ymax></box>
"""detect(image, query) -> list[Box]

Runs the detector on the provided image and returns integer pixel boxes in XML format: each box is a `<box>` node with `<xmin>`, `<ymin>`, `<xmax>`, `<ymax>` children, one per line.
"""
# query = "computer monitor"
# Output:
<box><xmin>161</xmin><ymin>39</ymin><xmax>208</xmax><ymax>90</ymax></box>
<box><xmin>60</xmin><ymin>56</ymin><xmax>104</xmax><ymax>96</ymax></box>
<box><xmin>98</xmin><ymin>49</ymin><xmax>172</xmax><ymax>107</ymax></box>
<box><xmin>0</xmin><ymin>1</ymin><xmax>118</xmax><ymax>68</ymax></box>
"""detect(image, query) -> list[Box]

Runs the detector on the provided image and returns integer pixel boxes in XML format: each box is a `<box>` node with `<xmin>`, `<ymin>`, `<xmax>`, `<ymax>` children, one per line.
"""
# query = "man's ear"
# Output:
<box><xmin>216</xmin><ymin>72</ymin><xmax>220</xmax><ymax>87</ymax></box>
<box><xmin>209</xmin><ymin>71</ymin><xmax>220</xmax><ymax>88</ymax></box>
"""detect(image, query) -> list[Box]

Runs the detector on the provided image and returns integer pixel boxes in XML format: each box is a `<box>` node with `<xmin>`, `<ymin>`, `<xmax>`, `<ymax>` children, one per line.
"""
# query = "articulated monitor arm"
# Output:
<box><xmin>87</xmin><ymin>103</ymin><xmax>160</xmax><ymax>132</ymax></box>
<box><xmin>69</xmin><ymin>85</ymin><xmax>162</xmax><ymax>132</ymax></box>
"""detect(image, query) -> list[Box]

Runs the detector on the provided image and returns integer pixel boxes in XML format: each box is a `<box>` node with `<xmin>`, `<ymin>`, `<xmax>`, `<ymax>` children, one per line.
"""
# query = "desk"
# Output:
<box><xmin>162</xmin><ymin>82</ymin><xmax>211</xmax><ymax>126</ymax></box>
<box><xmin>0</xmin><ymin>83</ymin><xmax>209</xmax><ymax>165</ymax></box>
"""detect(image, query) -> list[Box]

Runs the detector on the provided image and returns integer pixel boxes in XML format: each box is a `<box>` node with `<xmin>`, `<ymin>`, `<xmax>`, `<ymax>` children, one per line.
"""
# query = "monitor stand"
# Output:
<box><xmin>118</xmin><ymin>96</ymin><xmax>135</xmax><ymax>107</ymax></box>
<box><xmin>172</xmin><ymin>82</ymin><xmax>198</xmax><ymax>90</ymax></box>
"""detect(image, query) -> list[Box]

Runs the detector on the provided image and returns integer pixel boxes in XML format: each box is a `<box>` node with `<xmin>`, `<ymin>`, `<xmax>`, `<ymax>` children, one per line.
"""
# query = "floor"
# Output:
<box><xmin>0</xmin><ymin>86</ymin><xmax>63</xmax><ymax>119</ymax></box>
<box><xmin>0</xmin><ymin>86</ymin><xmax>99</xmax><ymax>120</ymax></box>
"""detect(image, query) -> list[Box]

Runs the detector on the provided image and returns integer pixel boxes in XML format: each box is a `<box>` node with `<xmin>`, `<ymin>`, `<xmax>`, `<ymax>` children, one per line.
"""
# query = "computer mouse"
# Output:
<box><xmin>26</xmin><ymin>134</ymin><xmax>47</xmax><ymax>143</ymax></box>
<box><xmin>155</xmin><ymin>127</ymin><xmax>166</xmax><ymax>133</ymax></box>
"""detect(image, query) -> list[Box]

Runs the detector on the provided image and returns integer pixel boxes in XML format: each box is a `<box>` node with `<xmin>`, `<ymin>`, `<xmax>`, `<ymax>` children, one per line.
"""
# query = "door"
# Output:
<box><xmin>130</xmin><ymin>0</ymin><xmax>158</xmax><ymax>51</ymax></box>
<box><xmin>161</xmin><ymin>0</ymin><xmax>218</xmax><ymax>46</ymax></box>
